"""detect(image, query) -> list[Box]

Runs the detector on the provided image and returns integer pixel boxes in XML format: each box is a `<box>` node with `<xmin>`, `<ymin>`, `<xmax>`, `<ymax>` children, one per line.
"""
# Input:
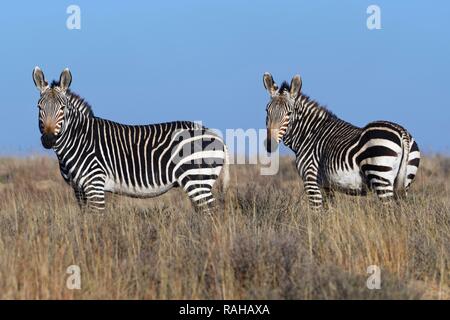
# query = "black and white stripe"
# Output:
<box><xmin>263</xmin><ymin>73</ymin><xmax>420</xmax><ymax>208</ymax></box>
<box><xmin>33</xmin><ymin>67</ymin><xmax>229</xmax><ymax>211</ymax></box>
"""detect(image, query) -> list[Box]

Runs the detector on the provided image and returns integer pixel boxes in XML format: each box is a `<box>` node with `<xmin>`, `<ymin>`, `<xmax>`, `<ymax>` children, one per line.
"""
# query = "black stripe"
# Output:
<box><xmin>361</xmin><ymin>164</ymin><xmax>392</xmax><ymax>172</ymax></box>
<box><xmin>371</xmin><ymin>182</ymin><xmax>389</xmax><ymax>188</ymax></box>
<box><xmin>358</xmin><ymin>129</ymin><xmax>401</xmax><ymax>148</ymax></box>
<box><xmin>356</xmin><ymin>146</ymin><xmax>398</xmax><ymax>164</ymax></box>
<box><xmin>408</xmin><ymin>158</ymin><xmax>420</xmax><ymax>167</ymax></box>
<box><xmin>366</xmin><ymin>174</ymin><xmax>390</xmax><ymax>183</ymax></box>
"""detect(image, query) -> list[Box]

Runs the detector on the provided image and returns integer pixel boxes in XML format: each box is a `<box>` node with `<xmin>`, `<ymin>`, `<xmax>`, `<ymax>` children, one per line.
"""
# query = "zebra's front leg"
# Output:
<box><xmin>303</xmin><ymin>176</ymin><xmax>324</xmax><ymax>209</ymax></box>
<box><xmin>322</xmin><ymin>187</ymin><xmax>336</xmax><ymax>209</ymax></box>
<box><xmin>73</xmin><ymin>186</ymin><xmax>87</xmax><ymax>209</ymax></box>
<box><xmin>82</xmin><ymin>175</ymin><xmax>107</xmax><ymax>211</ymax></box>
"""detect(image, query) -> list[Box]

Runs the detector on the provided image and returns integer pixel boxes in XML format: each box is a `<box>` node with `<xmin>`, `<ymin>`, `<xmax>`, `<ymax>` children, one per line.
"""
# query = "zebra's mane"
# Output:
<box><xmin>278</xmin><ymin>81</ymin><xmax>336</xmax><ymax>119</ymax></box>
<box><xmin>297</xmin><ymin>93</ymin><xmax>337</xmax><ymax>120</ymax></box>
<box><xmin>50</xmin><ymin>81</ymin><xmax>94</xmax><ymax>117</ymax></box>
<box><xmin>278</xmin><ymin>81</ymin><xmax>291</xmax><ymax>93</ymax></box>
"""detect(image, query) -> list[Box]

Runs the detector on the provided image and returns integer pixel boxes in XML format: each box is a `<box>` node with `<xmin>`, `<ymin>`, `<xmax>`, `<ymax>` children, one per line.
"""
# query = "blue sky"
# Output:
<box><xmin>0</xmin><ymin>1</ymin><xmax>449</xmax><ymax>155</ymax></box>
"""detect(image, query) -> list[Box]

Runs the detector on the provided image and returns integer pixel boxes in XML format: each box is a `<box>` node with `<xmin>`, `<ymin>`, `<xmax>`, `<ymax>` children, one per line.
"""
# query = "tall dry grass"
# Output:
<box><xmin>0</xmin><ymin>155</ymin><xmax>448</xmax><ymax>299</ymax></box>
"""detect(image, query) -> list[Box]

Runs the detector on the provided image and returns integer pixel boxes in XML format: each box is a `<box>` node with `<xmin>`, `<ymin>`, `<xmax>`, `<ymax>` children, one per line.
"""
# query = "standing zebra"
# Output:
<box><xmin>263</xmin><ymin>72</ymin><xmax>420</xmax><ymax>208</ymax></box>
<box><xmin>32</xmin><ymin>67</ymin><xmax>229</xmax><ymax>211</ymax></box>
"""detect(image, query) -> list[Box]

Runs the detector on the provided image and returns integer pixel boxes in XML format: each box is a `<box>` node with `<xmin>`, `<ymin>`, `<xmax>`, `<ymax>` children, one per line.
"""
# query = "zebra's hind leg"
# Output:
<box><xmin>185</xmin><ymin>183</ymin><xmax>216</xmax><ymax>213</ymax></box>
<box><xmin>175</xmin><ymin>165</ymin><xmax>220</xmax><ymax>213</ymax></box>
<box><xmin>368</xmin><ymin>175</ymin><xmax>395</xmax><ymax>202</ymax></box>
<box><xmin>177</xmin><ymin>175</ymin><xmax>216</xmax><ymax>213</ymax></box>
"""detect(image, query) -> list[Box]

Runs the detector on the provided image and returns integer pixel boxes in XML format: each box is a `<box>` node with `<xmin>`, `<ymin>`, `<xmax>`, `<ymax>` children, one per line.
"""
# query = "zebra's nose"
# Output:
<box><xmin>41</xmin><ymin>133</ymin><xmax>56</xmax><ymax>149</ymax></box>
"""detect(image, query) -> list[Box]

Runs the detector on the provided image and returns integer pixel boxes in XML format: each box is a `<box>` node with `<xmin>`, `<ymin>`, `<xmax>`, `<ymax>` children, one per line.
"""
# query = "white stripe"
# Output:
<box><xmin>358</xmin><ymin>139</ymin><xmax>402</xmax><ymax>154</ymax></box>
<box><xmin>178</xmin><ymin>167</ymin><xmax>222</xmax><ymax>183</ymax></box>
<box><xmin>172</xmin><ymin>150</ymin><xmax>225</xmax><ymax>181</ymax></box>
<box><xmin>409</xmin><ymin>151</ymin><xmax>420</xmax><ymax>160</ymax></box>
<box><xmin>183</xmin><ymin>179</ymin><xmax>216</xmax><ymax>190</ymax></box>
<box><xmin>187</xmin><ymin>187</ymin><xmax>211</xmax><ymax>196</ymax></box>
<box><xmin>192</xmin><ymin>192</ymin><xmax>212</xmax><ymax>202</ymax></box>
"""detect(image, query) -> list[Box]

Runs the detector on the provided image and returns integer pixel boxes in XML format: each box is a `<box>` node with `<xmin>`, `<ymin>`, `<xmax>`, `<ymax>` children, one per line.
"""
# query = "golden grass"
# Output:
<box><xmin>0</xmin><ymin>155</ymin><xmax>448</xmax><ymax>299</ymax></box>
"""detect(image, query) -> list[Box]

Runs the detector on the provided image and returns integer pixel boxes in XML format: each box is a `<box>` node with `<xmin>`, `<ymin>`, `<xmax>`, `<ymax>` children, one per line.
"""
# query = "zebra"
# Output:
<box><xmin>32</xmin><ymin>67</ymin><xmax>229</xmax><ymax>211</ymax></box>
<box><xmin>263</xmin><ymin>72</ymin><xmax>420</xmax><ymax>208</ymax></box>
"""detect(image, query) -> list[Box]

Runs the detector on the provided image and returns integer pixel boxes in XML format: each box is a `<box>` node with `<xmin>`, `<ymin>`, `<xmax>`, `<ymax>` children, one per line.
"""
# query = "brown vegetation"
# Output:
<box><xmin>0</xmin><ymin>155</ymin><xmax>448</xmax><ymax>299</ymax></box>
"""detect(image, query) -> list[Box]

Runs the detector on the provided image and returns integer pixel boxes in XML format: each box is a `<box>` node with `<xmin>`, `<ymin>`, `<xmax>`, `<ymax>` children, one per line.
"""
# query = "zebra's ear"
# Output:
<box><xmin>290</xmin><ymin>75</ymin><xmax>302</xmax><ymax>99</ymax></box>
<box><xmin>59</xmin><ymin>68</ymin><xmax>72</xmax><ymax>92</ymax></box>
<box><xmin>32</xmin><ymin>66</ymin><xmax>48</xmax><ymax>93</ymax></box>
<box><xmin>263</xmin><ymin>72</ymin><xmax>278</xmax><ymax>96</ymax></box>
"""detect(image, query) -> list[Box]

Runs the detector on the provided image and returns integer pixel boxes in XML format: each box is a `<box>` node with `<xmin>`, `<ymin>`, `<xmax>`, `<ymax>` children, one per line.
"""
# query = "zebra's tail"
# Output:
<box><xmin>222</xmin><ymin>144</ymin><xmax>230</xmax><ymax>191</ymax></box>
<box><xmin>394</xmin><ymin>130</ymin><xmax>410</xmax><ymax>196</ymax></box>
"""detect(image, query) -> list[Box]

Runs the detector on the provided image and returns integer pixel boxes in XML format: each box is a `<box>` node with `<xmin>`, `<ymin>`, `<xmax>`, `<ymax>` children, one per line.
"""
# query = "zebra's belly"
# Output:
<box><xmin>104</xmin><ymin>177</ymin><xmax>175</xmax><ymax>198</ymax></box>
<box><xmin>326</xmin><ymin>168</ymin><xmax>364</xmax><ymax>192</ymax></box>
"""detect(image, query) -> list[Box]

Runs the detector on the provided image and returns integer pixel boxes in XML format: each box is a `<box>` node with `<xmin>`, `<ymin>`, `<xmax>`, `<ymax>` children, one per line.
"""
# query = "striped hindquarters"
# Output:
<box><xmin>170</xmin><ymin>127</ymin><xmax>226</xmax><ymax>208</ymax></box>
<box><xmin>405</xmin><ymin>138</ymin><xmax>420</xmax><ymax>191</ymax></box>
<box><xmin>354</xmin><ymin>121</ymin><xmax>419</xmax><ymax>197</ymax></box>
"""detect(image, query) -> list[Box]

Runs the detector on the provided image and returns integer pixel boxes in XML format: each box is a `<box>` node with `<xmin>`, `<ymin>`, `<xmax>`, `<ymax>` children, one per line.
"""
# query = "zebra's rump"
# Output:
<box><xmin>351</xmin><ymin>120</ymin><xmax>420</xmax><ymax>191</ymax></box>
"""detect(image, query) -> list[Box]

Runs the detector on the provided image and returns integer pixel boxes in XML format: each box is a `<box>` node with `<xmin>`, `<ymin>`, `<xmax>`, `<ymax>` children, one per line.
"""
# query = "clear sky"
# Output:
<box><xmin>0</xmin><ymin>1</ymin><xmax>449</xmax><ymax>155</ymax></box>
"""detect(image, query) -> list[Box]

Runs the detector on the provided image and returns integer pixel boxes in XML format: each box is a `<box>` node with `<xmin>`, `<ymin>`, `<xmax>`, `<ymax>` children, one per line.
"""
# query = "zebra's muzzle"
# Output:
<box><xmin>41</xmin><ymin>133</ymin><xmax>56</xmax><ymax>149</ymax></box>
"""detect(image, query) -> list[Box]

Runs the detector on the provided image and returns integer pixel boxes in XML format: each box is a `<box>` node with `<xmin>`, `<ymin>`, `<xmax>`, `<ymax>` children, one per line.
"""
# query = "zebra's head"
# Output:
<box><xmin>32</xmin><ymin>67</ymin><xmax>72</xmax><ymax>149</ymax></box>
<box><xmin>263</xmin><ymin>73</ymin><xmax>302</xmax><ymax>152</ymax></box>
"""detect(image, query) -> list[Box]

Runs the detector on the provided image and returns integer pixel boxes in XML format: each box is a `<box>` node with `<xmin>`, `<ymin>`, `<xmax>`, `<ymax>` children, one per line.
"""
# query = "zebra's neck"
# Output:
<box><xmin>53</xmin><ymin>100</ymin><xmax>93</xmax><ymax>160</ymax></box>
<box><xmin>283</xmin><ymin>94</ymin><xmax>359</xmax><ymax>155</ymax></box>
